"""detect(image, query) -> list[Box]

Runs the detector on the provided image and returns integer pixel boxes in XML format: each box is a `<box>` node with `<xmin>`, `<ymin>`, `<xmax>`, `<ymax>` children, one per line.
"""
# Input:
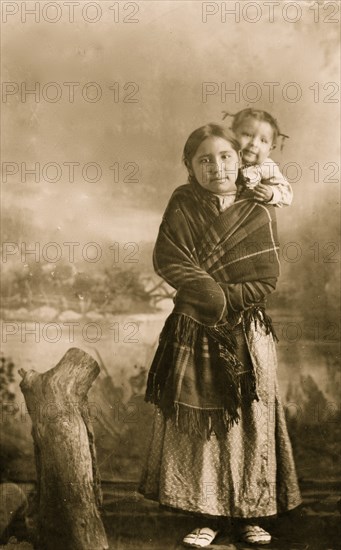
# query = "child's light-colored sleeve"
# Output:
<box><xmin>260</xmin><ymin>158</ymin><xmax>293</xmax><ymax>208</ymax></box>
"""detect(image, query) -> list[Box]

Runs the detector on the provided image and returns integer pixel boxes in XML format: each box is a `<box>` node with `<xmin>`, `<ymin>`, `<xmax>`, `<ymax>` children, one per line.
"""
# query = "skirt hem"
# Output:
<box><xmin>139</xmin><ymin>488</ymin><xmax>303</xmax><ymax>519</ymax></box>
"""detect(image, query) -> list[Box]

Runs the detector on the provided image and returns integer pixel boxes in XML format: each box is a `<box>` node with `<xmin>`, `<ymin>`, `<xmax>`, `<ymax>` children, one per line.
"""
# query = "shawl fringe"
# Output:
<box><xmin>174</xmin><ymin>403</ymin><xmax>237</xmax><ymax>441</ymax></box>
<box><xmin>146</xmin><ymin>312</ymin><xmax>261</xmax><ymax>440</ymax></box>
<box><xmin>244</xmin><ymin>306</ymin><xmax>279</xmax><ymax>342</ymax></box>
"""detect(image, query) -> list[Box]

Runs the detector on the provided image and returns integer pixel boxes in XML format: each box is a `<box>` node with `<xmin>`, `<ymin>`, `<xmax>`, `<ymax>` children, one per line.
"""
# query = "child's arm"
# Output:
<box><xmin>256</xmin><ymin>158</ymin><xmax>293</xmax><ymax>207</ymax></box>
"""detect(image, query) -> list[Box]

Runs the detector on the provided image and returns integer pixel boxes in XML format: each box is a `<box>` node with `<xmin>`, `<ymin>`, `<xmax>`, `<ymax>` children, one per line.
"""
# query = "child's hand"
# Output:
<box><xmin>252</xmin><ymin>183</ymin><xmax>274</xmax><ymax>203</ymax></box>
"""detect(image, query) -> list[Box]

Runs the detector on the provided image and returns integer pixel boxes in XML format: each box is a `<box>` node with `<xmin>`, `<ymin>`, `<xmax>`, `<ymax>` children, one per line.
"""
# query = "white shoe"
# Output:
<box><xmin>183</xmin><ymin>527</ymin><xmax>218</xmax><ymax>547</ymax></box>
<box><xmin>240</xmin><ymin>524</ymin><xmax>271</xmax><ymax>545</ymax></box>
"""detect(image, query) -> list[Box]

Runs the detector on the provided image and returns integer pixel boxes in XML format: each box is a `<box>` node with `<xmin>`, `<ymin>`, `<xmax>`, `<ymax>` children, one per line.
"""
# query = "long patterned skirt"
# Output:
<box><xmin>139</xmin><ymin>321</ymin><xmax>302</xmax><ymax>518</ymax></box>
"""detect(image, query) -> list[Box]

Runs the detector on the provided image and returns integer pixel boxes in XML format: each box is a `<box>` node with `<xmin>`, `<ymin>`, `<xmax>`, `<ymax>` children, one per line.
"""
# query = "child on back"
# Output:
<box><xmin>224</xmin><ymin>108</ymin><xmax>293</xmax><ymax>208</ymax></box>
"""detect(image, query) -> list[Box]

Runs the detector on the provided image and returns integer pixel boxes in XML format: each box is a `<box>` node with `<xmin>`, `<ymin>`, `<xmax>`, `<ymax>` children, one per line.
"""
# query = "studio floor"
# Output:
<box><xmin>100</xmin><ymin>481</ymin><xmax>340</xmax><ymax>550</ymax></box>
<box><xmin>1</xmin><ymin>481</ymin><xmax>340</xmax><ymax>550</ymax></box>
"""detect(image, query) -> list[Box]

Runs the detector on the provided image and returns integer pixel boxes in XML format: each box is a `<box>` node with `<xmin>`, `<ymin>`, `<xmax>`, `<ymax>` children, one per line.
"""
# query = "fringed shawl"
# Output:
<box><xmin>146</xmin><ymin>181</ymin><xmax>280</xmax><ymax>439</ymax></box>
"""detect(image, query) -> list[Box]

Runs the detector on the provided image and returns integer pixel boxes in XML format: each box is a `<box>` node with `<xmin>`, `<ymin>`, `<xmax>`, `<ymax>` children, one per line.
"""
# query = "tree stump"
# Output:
<box><xmin>19</xmin><ymin>348</ymin><xmax>108</xmax><ymax>550</ymax></box>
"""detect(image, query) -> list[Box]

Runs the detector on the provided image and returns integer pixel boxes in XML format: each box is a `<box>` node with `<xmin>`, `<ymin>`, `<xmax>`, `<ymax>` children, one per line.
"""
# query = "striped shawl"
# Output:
<box><xmin>146</xmin><ymin>180</ymin><xmax>280</xmax><ymax>439</ymax></box>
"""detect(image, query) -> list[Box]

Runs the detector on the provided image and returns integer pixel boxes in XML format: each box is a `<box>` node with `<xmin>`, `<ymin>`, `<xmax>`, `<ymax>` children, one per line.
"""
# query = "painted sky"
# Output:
<box><xmin>2</xmin><ymin>1</ymin><xmax>340</xmax><ymax>249</ymax></box>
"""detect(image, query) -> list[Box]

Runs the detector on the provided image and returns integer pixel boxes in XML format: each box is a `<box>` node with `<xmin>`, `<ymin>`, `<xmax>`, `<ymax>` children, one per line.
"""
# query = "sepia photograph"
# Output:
<box><xmin>1</xmin><ymin>1</ymin><xmax>340</xmax><ymax>549</ymax></box>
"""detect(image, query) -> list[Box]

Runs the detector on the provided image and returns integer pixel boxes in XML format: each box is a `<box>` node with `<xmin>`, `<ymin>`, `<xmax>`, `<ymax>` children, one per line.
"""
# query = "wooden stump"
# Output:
<box><xmin>19</xmin><ymin>348</ymin><xmax>108</xmax><ymax>550</ymax></box>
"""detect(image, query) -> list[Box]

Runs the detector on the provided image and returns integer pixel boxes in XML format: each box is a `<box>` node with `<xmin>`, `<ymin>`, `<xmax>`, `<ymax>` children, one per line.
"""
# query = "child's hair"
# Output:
<box><xmin>182</xmin><ymin>123</ymin><xmax>241</xmax><ymax>171</ymax></box>
<box><xmin>222</xmin><ymin>108</ymin><xmax>289</xmax><ymax>150</ymax></box>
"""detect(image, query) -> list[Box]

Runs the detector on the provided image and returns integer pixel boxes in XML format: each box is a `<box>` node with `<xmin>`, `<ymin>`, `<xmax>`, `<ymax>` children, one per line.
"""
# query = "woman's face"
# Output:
<box><xmin>190</xmin><ymin>136</ymin><xmax>240</xmax><ymax>195</ymax></box>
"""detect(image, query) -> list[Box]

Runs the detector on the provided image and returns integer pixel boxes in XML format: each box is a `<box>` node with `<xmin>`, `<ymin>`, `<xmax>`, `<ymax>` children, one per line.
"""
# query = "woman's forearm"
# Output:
<box><xmin>153</xmin><ymin>218</ymin><xmax>216</xmax><ymax>289</ymax></box>
<box><xmin>219</xmin><ymin>278</ymin><xmax>277</xmax><ymax>312</ymax></box>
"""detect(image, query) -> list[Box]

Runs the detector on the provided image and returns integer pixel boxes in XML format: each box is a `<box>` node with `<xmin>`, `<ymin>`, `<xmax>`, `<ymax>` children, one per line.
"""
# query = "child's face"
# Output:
<box><xmin>234</xmin><ymin>118</ymin><xmax>274</xmax><ymax>165</ymax></box>
<box><xmin>190</xmin><ymin>136</ymin><xmax>239</xmax><ymax>195</ymax></box>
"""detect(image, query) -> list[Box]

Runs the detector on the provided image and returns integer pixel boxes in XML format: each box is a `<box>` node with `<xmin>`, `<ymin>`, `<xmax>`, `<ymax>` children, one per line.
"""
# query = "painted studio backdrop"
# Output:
<box><xmin>1</xmin><ymin>1</ymin><xmax>340</xmax><ymax>493</ymax></box>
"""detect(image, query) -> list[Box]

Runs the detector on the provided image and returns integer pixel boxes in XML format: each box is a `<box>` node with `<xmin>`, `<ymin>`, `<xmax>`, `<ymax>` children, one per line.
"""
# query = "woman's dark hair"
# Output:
<box><xmin>182</xmin><ymin>123</ymin><xmax>241</xmax><ymax>171</ymax></box>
